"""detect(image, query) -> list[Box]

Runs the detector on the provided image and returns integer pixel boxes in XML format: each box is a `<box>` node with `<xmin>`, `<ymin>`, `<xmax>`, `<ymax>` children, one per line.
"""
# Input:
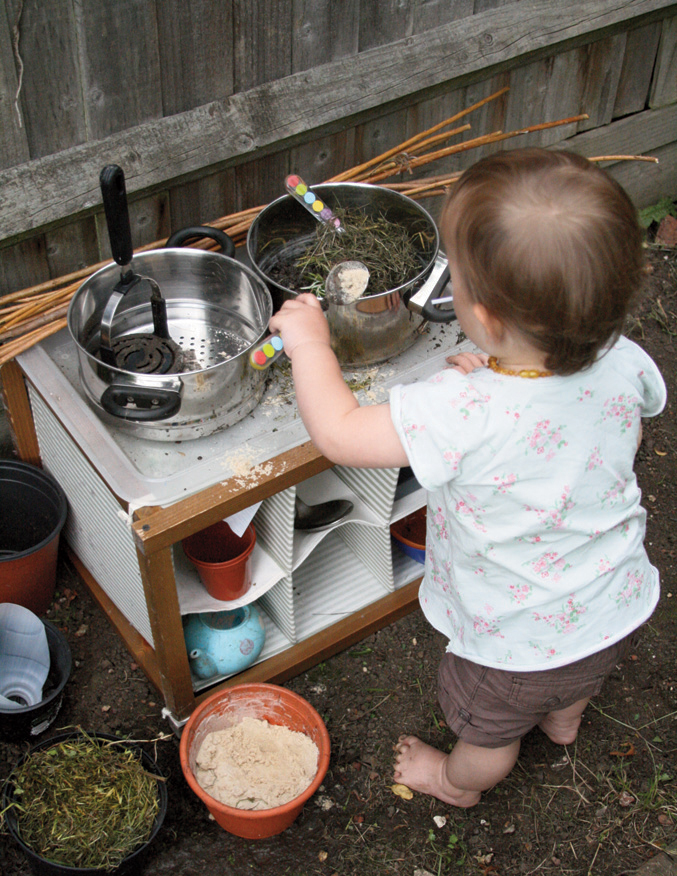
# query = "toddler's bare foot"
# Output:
<box><xmin>393</xmin><ymin>736</ymin><xmax>481</xmax><ymax>808</ymax></box>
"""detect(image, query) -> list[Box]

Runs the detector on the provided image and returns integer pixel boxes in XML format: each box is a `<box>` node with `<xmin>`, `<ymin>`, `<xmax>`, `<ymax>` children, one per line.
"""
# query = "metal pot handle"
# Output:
<box><xmin>100</xmin><ymin>385</ymin><xmax>182</xmax><ymax>421</ymax></box>
<box><xmin>166</xmin><ymin>225</ymin><xmax>235</xmax><ymax>257</ymax></box>
<box><xmin>405</xmin><ymin>253</ymin><xmax>455</xmax><ymax>323</ymax></box>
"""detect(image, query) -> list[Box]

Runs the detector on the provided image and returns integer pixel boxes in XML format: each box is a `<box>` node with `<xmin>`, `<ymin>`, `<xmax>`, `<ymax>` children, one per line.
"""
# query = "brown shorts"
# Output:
<box><xmin>437</xmin><ymin>633</ymin><xmax>636</xmax><ymax>749</ymax></box>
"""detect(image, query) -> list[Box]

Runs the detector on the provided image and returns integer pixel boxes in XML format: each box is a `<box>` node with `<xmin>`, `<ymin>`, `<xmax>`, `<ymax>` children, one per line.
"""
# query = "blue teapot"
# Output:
<box><xmin>183</xmin><ymin>605</ymin><xmax>266</xmax><ymax>680</ymax></box>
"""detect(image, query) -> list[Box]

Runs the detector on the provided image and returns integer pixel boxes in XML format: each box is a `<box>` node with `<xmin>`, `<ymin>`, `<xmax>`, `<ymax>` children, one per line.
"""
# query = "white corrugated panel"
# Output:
<box><xmin>29</xmin><ymin>388</ymin><xmax>154</xmax><ymax>646</ymax></box>
<box><xmin>259</xmin><ymin>575</ymin><xmax>296</xmax><ymax>642</ymax></box>
<box><xmin>334</xmin><ymin>465</ymin><xmax>399</xmax><ymax>525</ymax></box>
<box><xmin>253</xmin><ymin>486</ymin><xmax>294</xmax><ymax>573</ymax></box>
<box><xmin>337</xmin><ymin>522</ymin><xmax>394</xmax><ymax>591</ymax></box>
<box><xmin>292</xmin><ymin>532</ymin><xmax>391</xmax><ymax>641</ymax></box>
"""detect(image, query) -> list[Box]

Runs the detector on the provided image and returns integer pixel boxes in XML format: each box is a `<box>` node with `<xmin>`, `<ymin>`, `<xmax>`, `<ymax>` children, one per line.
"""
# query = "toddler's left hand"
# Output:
<box><xmin>446</xmin><ymin>352</ymin><xmax>489</xmax><ymax>374</ymax></box>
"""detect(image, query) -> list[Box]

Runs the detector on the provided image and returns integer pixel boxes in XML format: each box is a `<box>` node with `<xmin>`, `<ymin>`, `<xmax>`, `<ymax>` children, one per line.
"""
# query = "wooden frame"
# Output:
<box><xmin>1</xmin><ymin>358</ymin><xmax>422</xmax><ymax>721</ymax></box>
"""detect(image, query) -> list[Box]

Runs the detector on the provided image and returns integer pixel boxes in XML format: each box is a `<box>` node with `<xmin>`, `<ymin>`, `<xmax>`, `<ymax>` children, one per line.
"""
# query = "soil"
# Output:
<box><xmin>1</xmin><ymin>243</ymin><xmax>676</xmax><ymax>876</ymax></box>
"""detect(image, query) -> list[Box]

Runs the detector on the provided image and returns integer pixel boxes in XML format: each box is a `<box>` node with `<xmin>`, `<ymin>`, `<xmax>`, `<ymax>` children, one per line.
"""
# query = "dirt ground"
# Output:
<box><xmin>1</xmin><ymin>242</ymin><xmax>676</xmax><ymax>876</ymax></box>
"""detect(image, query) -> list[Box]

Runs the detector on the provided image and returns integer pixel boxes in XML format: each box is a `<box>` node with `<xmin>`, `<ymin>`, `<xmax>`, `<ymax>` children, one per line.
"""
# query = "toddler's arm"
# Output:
<box><xmin>269</xmin><ymin>294</ymin><xmax>409</xmax><ymax>469</ymax></box>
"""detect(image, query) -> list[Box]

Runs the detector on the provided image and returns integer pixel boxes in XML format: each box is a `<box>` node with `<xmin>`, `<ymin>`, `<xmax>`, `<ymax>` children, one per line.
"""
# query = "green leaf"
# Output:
<box><xmin>639</xmin><ymin>197</ymin><xmax>677</xmax><ymax>229</ymax></box>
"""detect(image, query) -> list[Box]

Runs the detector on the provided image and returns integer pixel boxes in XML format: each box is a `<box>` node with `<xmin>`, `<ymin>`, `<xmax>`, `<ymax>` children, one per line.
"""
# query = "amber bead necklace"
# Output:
<box><xmin>487</xmin><ymin>356</ymin><xmax>552</xmax><ymax>379</ymax></box>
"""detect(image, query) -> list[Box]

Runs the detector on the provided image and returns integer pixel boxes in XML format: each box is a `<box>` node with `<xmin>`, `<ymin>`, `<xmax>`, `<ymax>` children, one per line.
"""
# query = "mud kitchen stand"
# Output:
<box><xmin>1</xmin><ymin>318</ymin><xmax>467</xmax><ymax>727</ymax></box>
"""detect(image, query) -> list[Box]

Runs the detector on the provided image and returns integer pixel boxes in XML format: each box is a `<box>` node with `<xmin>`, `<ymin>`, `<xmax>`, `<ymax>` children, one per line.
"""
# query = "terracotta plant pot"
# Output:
<box><xmin>180</xmin><ymin>683</ymin><xmax>331</xmax><ymax>839</ymax></box>
<box><xmin>0</xmin><ymin>461</ymin><xmax>68</xmax><ymax>616</ymax></box>
<box><xmin>182</xmin><ymin>522</ymin><xmax>256</xmax><ymax>600</ymax></box>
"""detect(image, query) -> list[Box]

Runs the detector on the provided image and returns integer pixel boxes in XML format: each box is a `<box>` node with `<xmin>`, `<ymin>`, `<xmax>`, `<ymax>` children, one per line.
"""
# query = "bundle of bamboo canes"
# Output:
<box><xmin>0</xmin><ymin>85</ymin><xmax>657</xmax><ymax>367</ymax></box>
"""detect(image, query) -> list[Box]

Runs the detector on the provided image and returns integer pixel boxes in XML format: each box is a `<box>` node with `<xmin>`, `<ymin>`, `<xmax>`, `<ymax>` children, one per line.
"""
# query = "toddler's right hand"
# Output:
<box><xmin>269</xmin><ymin>293</ymin><xmax>332</xmax><ymax>359</ymax></box>
<box><xmin>446</xmin><ymin>351</ymin><xmax>489</xmax><ymax>374</ymax></box>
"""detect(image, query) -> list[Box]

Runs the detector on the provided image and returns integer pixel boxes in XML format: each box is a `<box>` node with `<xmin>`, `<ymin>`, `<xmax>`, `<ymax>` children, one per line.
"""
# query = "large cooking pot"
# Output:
<box><xmin>246</xmin><ymin>182</ymin><xmax>454</xmax><ymax>368</ymax></box>
<box><xmin>67</xmin><ymin>166</ymin><xmax>273</xmax><ymax>442</ymax></box>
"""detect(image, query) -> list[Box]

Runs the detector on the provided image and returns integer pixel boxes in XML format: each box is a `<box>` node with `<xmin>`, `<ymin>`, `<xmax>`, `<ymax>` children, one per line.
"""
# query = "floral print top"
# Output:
<box><xmin>390</xmin><ymin>336</ymin><xmax>666</xmax><ymax>670</ymax></box>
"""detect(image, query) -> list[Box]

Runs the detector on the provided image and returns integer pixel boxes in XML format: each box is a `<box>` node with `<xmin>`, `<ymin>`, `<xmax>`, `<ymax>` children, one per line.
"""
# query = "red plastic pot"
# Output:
<box><xmin>182</xmin><ymin>522</ymin><xmax>256</xmax><ymax>601</ymax></box>
<box><xmin>0</xmin><ymin>461</ymin><xmax>68</xmax><ymax>616</ymax></box>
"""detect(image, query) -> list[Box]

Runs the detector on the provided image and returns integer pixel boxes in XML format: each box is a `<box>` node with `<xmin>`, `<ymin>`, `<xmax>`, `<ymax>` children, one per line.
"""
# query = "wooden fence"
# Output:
<box><xmin>0</xmin><ymin>0</ymin><xmax>676</xmax><ymax>297</ymax></box>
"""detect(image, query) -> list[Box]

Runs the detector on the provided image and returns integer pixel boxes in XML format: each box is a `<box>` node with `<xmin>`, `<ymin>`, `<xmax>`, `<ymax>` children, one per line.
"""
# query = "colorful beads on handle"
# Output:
<box><xmin>285</xmin><ymin>175</ymin><xmax>342</xmax><ymax>230</ymax></box>
<box><xmin>249</xmin><ymin>333</ymin><xmax>285</xmax><ymax>370</ymax></box>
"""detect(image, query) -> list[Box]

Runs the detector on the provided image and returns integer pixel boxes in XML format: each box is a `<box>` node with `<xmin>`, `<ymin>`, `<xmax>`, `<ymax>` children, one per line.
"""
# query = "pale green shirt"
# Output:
<box><xmin>390</xmin><ymin>336</ymin><xmax>666</xmax><ymax>670</ymax></box>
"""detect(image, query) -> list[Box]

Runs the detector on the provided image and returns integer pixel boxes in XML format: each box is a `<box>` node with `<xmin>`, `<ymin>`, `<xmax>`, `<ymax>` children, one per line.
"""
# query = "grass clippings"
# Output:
<box><xmin>8</xmin><ymin>732</ymin><xmax>161</xmax><ymax>870</ymax></box>
<box><xmin>271</xmin><ymin>208</ymin><xmax>433</xmax><ymax>297</ymax></box>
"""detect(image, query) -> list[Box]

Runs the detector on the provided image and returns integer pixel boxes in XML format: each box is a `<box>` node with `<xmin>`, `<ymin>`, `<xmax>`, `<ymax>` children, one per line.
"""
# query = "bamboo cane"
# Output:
<box><xmin>0</xmin><ymin>303</ymin><xmax>70</xmax><ymax>342</ymax></box>
<box><xmin>329</xmin><ymin>85</ymin><xmax>510</xmax><ymax>182</ymax></box>
<box><xmin>0</xmin><ymin>318</ymin><xmax>68</xmax><ymax>367</ymax></box>
<box><xmin>0</xmin><ymin>102</ymin><xmax>656</xmax><ymax>360</ymax></box>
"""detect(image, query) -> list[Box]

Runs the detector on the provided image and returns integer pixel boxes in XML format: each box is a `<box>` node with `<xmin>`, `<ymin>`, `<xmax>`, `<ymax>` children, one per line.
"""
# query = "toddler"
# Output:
<box><xmin>269</xmin><ymin>148</ymin><xmax>666</xmax><ymax>807</ymax></box>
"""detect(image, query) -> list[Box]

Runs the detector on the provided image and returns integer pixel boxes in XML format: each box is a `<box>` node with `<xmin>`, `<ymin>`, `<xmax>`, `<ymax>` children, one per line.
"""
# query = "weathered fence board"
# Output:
<box><xmin>613</xmin><ymin>20</ymin><xmax>663</xmax><ymax>117</ymax></box>
<box><xmin>576</xmin><ymin>34</ymin><xmax>626</xmax><ymax>131</ymax></box>
<box><xmin>234</xmin><ymin>0</ymin><xmax>293</xmax><ymax>91</ymax></box>
<box><xmin>650</xmin><ymin>15</ymin><xmax>677</xmax><ymax>106</ymax></box>
<box><xmin>0</xmin><ymin>0</ymin><xmax>673</xmax><ymax>246</ymax></box>
<box><xmin>0</xmin><ymin>0</ymin><xmax>675</xmax><ymax>298</ymax></box>
<box><xmin>156</xmin><ymin>0</ymin><xmax>234</xmax><ymax>116</ymax></box>
<box><xmin>0</xmin><ymin>2</ymin><xmax>28</xmax><ymax>169</ymax></box>
<box><xmin>11</xmin><ymin>0</ymin><xmax>84</xmax><ymax>159</ymax></box>
<box><xmin>74</xmin><ymin>0</ymin><xmax>163</xmax><ymax>140</ymax></box>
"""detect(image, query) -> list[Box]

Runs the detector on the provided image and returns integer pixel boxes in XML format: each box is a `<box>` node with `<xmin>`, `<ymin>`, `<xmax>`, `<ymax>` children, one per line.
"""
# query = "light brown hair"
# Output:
<box><xmin>440</xmin><ymin>148</ymin><xmax>644</xmax><ymax>375</ymax></box>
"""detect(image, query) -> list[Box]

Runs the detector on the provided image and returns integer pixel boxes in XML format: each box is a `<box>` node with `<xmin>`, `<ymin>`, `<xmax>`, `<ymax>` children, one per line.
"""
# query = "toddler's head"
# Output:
<box><xmin>441</xmin><ymin>148</ymin><xmax>644</xmax><ymax>375</ymax></box>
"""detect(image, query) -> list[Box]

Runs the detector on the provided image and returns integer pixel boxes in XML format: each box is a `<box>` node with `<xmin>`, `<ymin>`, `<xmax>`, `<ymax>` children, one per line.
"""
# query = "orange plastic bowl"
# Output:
<box><xmin>179</xmin><ymin>683</ymin><xmax>331</xmax><ymax>839</ymax></box>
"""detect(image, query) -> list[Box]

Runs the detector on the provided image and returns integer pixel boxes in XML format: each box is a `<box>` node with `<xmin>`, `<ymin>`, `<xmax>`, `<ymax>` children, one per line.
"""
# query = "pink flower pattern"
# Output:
<box><xmin>596</xmin><ymin>557</ymin><xmax>614</xmax><ymax>575</ymax></box>
<box><xmin>528</xmin><ymin>551</ymin><xmax>571</xmax><ymax>583</ymax></box>
<box><xmin>599</xmin><ymin>477</ymin><xmax>628</xmax><ymax>508</ymax></box>
<box><xmin>402</xmin><ymin>421</ymin><xmax>426</xmax><ymax>447</ymax></box>
<box><xmin>443</xmin><ymin>449</ymin><xmax>463</xmax><ymax>472</ymax></box>
<box><xmin>472</xmin><ymin>606</ymin><xmax>505</xmax><ymax>638</ymax></box>
<box><xmin>522</xmin><ymin>420</ymin><xmax>568</xmax><ymax>461</ymax></box>
<box><xmin>612</xmin><ymin>571</ymin><xmax>644</xmax><ymax>606</ymax></box>
<box><xmin>533</xmin><ymin>596</ymin><xmax>587</xmax><ymax>634</ymax></box>
<box><xmin>455</xmin><ymin>492</ymin><xmax>487</xmax><ymax>532</ymax></box>
<box><xmin>396</xmin><ymin>335</ymin><xmax>664</xmax><ymax>668</ymax></box>
<box><xmin>525</xmin><ymin>486</ymin><xmax>574</xmax><ymax>531</ymax></box>
<box><xmin>493</xmin><ymin>472</ymin><xmax>518</xmax><ymax>495</ymax></box>
<box><xmin>530</xmin><ymin>642</ymin><xmax>561</xmax><ymax>659</ymax></box>
<box><xmin>586</xmin><ymin>446</ymin><xmax>603</xmax><ymax>471</ymax></box>
<box><xmin>508</xmin><ymin>582</ymin><xmax>532</xmax><ymax>603</ymax></box>
<box><xmin>429</xmin><ymin>506</ymin><xmax>449</xmax><ymax>541</ymax></box>
<box><xmin>597</xmin><ymin>394</ymin><xmax>640</xmax><ymax>433</ymax></box>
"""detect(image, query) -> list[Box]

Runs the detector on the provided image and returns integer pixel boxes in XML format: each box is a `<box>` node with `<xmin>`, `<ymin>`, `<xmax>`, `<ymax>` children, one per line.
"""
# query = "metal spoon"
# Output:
<box><xmin>294</xmin><ymin>495</ymin><xmax>354</xmax><ymax>531</ymax></box>
<box><xmin>325</xmin><ymin>260</ymin><xmax>370</xmax><ymax>306</ymax></box>
<box><xmin>249</xmin><ymin>260</ymin><xmax>371</xmax><ymax>370</ymax></box>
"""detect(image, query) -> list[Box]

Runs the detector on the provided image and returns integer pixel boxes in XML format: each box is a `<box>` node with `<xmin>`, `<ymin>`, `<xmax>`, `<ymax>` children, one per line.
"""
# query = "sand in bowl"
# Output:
<box><xmin>194</xmin><ymin>716</ymin><xmax>319</xmax><ymax>810</ymax></box>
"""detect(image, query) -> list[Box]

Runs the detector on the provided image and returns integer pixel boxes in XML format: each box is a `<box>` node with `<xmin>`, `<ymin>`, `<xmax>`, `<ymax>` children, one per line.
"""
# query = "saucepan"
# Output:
<box><xmin>246</xmin><ymin>182</ymin><xmax>454</xmax><ymax>368</ymax></box>
<box><xmin>67</xmin><ymin>166</ymin><xmax>273</xmax><ymax>441</ymax></box>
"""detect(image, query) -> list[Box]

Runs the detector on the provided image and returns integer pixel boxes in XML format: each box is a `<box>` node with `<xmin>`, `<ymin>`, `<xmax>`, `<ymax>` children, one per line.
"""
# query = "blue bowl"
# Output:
<box><xmin>390</xmin><ymin>507</ymin><xmax>426</xmax><ymax>564</ymax></box>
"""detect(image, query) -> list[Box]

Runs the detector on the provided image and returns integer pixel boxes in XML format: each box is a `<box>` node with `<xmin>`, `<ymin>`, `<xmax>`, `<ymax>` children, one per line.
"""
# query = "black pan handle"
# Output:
<box><xmin>166</xmin><ymin>225</ymin><xmax>235</xmax><ymax>257</ymax></box>
<box><xmin>405</xmin><ymin>254</ymin><xmax>455</xmax><ymax>323</ymax></box>
<box><xmin>100</xmin><ymin>165</ymin><xmax>134</xmax><ymax>271</ymax></box>
<box><xmin>100</xmin><ymin>385</ymin><xmax>181</xmax><ymax>421</ymax></box>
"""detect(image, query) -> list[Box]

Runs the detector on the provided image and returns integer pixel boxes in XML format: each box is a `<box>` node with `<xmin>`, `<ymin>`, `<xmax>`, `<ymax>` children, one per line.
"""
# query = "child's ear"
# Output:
<box><xmin>473</xmin><ymin>303</ymin><xmax>505</xmax><ymax>341</ymax></box>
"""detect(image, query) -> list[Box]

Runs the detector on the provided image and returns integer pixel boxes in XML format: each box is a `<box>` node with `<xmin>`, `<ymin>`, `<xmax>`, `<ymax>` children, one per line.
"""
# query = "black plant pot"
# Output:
<box><xmin>0</xmin><ymin>619</ymin><xmax>72</xmax><ymax>743</ymax></box>
<box><xmin>2</xmin><ymin>731</ymin><xmax>168</xmax><ymax>875</ymax></box>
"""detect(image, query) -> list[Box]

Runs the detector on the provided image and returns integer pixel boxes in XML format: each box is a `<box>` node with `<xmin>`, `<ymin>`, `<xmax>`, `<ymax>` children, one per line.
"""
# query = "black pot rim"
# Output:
<box><xmin>0</xmin><ymin>620</ymin><xmax>72</xmax><ymax>720</ymax></box>
<box><xmin>0</xmin><ymin>460</ymin><xmax>68</xmax><ymax>561</ymax></box>
<box><xmin>2</xmin><ymin>730</ymin><xmax>168</xmax><ymax>874</ymax></box>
